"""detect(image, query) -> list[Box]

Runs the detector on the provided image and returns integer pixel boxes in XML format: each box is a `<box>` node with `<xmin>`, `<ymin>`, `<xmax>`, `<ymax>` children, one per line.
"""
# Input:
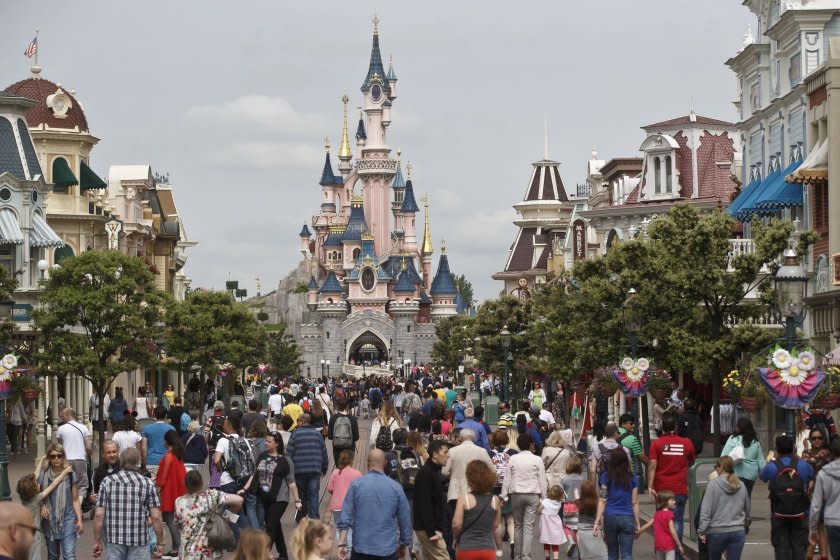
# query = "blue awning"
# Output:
<box><xmin>727</xmin><ymin>176</ymin><xmax>761</xmax><ymax>218</ymax></box>
<box><xmin>736</xmin><ymin>168</ymin><xmax>782</xmax><ymax>221</ymax></box>
<box><xmin>754</xmin><ymin>159</ymin><xmax>804</xmax><ymax>210</ymax></box>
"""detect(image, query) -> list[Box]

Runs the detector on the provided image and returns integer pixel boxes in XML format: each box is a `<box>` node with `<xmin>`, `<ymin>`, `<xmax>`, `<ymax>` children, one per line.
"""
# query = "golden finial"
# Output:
<box><xmin>421</xmin><ymin>193</ymin><xmax>433</xmax><ymax>256</ymax></box>
<box><xmin>338</xmin><ymin>94</ymin><xmax>352</xmax><ymax>160</ymax></box>
<box><xmin>373</xmin><ymin>12</ymin><xmax>380</xmax><ymax>34</ymax></box>
<box><xmin>324</xmin><ymin>136</ymin><xmax>331</xmax><ymax>153</ymax></box>
<box><xmin>440</xmin><ymin>239</ymin><xmax>447</xmax><ymax>255</ymax></box>
<box><xmin>397</xmin><ymin>148</ymin><xmax>401</xmax><ymax>160</ymax></box>
<box><xmin>406</xmin><ymin>161</ymin><xmax>413</xmax><ymax>180</ymax></box>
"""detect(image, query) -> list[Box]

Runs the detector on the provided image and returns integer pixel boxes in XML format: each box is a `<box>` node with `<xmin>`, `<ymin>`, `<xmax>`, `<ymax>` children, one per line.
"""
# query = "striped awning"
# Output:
<box><xmin>30</xmin><ymin>213</ymin><xmax>64</xmax><ymax>248</ymax></box>
<box><xmin>0</xmin><ymin>209</ymin><xmax>23</xmax><ymax>245</ymax></box>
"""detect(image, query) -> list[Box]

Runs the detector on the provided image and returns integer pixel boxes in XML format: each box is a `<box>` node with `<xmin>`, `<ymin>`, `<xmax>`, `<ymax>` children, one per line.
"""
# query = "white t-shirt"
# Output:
<box><xmin>56</xmin><ymin>420</ymin><xmax>91</xmax><ymax>461</ymax></box>
<box><xmin>112</xmin><ymin>430</ymin><xmax>143</xmax><ymax>453</ymax></box>
<box><xmin>539</xmin><ymin>409</ymin><xmax>556</xmax><ymax>427</ymax></box>
<box><xmin>215</xmin><ymin>434</ymin><xmax>252</xmax><ymax>487</ymax></box>
<box><xmin>268</xmin><ymin>394</ymin><xmax>284</xmax><ymax>415</ymax></box>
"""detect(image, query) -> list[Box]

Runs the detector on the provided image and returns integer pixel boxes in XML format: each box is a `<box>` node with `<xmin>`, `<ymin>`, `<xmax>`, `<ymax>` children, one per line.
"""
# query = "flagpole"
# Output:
<box><xmin>34</xmin><ymin>29</ymin><xmax>39</xmax><ymax>68</ymax></box>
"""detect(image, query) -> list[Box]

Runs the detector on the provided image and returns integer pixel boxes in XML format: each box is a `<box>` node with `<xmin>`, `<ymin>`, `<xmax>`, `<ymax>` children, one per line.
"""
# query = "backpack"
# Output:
<box><xmin>596</xmin><ymin>443</ymin><xmax>616</xmax><ymax>480</ymax></box>
<box><xmin>384</xmin><ymin>450</ymin><xmax>400</xmax><ymax>480</ymax></box>
<box><xmin>375</xmin><ymin>419</ymin><xmax>394</xmax><ymax>451</ymax></box>
<box><xmin>768</xmin><ymin>459</ymin><xmax>809</xmax><ymax>519</ymax></box>
<box><xmin>491</xmin><ymin>448</ymin><xmax>510</xmax><ymax>489</ymax></box>
<box><xmin>370</xmin><ymin>388</ymin><xmax>382</xmax><ymax>409</ymax></box>
<box><xmin>223</xmin><ymin>435</ymin><xmax>256</xmax><ymax>489</ymax></box>
<box><xmin>180</xmin><ymin>412</ymin><xmax>191</xmax><ymax>433</ymax></box>
<box><xmin>209</xmin><ymin>415</ymin><xmax>226</xmax><ymax>447</ymax></box>
<box><xmin>333</xmin><ymin>415</ymin><xmax>353</xmax><ymax>449</ymax></box>
<box><xmin>398</xmin><ymin>449</ymin><xmax>420</xmax><ymax>490</ymax></box>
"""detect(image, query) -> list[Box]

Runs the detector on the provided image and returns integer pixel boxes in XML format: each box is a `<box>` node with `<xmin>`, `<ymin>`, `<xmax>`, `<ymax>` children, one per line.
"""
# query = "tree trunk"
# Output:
<box><xmin>95</xmin><ymin>382</ymin><xmax>107</xmax><ymax>462</ymax></box>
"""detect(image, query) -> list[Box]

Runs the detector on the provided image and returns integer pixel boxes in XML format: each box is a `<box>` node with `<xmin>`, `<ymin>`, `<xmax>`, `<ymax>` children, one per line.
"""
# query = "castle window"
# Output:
<box><xmin>665</xmin><ymin>156</ymin><xmax>673</xmax><ymax>193</ymax></box>
<box><xmin>654</xmin><ymin>157</ymin><xmax>662</xmax><ymax>194</ymax></box>
<box><xmin>353</xmin><ymin>248</ymin><xmax>360</xmax><ymax>261</ymax></box>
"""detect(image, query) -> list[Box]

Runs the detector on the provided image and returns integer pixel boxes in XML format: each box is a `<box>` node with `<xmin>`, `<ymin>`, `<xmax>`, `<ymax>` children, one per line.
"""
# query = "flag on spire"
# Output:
<box><xmin>24</xmin><ymin>36</ymin><xmax>38</xmax><ymax>58</ymax></box>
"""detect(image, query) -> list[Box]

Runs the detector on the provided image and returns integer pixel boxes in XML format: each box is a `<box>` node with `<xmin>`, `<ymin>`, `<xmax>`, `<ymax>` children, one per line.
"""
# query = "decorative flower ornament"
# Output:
<box><xmin>613</xmin><ymin>356</ymin><xmax>653</xmax><ymax>397</ymax></box>
<box><xmin>636</xmin><ymin>358</ymin><xmax>650</xmax><ymax>372</ymax></box>
<box><xmin>620</xmin><ymin>357</ymin><xmax>635</xmax><ymax>370</ymax></box>
<box><xmin>1</xmin><ymin>354</ymin><xmax>17</xmax><ymax>370</ymax></box>
<box><xmin>798</xmin><ymin>351</ymin><xmax>816</xmax><ymax>372</ymax></box>
<box><xmin>773</xmin><ymin>348</ymin><xmax>792</xmax><ymax>369</ymax></box>
<box><xmin>759</xmin><ymin>346</ymin><xmax>825</xmax><ymax>409</ymax></box>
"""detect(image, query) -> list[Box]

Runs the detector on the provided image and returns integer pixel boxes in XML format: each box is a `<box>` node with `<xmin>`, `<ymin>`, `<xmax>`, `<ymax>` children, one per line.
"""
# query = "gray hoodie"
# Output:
<box><xmin>698</xmin><ymin>474</ymin><xmax>751</xmax><ymax>535</ymax></box>
<box><xmin>810</xmin><ymin>460</ymin><xmax>840</xmax><ymax>532</ymax></box>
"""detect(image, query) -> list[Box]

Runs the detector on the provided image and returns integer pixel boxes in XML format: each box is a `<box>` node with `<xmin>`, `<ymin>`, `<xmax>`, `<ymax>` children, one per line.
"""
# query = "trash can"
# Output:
<box><xmin>485</xmin><ymin>396</ymin><xmax>500</xmax><ymax>426</ymax></box>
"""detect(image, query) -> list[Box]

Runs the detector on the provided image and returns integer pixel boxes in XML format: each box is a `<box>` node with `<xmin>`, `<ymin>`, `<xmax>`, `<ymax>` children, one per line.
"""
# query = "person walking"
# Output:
<box><xmin>175</xmin><ymin>470</ymin><xmax>244</xmax><ymax>560</ymax></box>
<box><xmin>617</xmin><ymin>413</ymin><xmax>648</xmax><ymax>490</ymax></box>
<box><xmin>594</xmin><ymin>449</ymin><xmax>640</xmax><ymax>560</ymax></box>
<box><xmin>648</xmin><ymin>414</ymin><xmax>695</xmax><ymax>556</ymax></box>
<box><xmin>541</xmin><ymin>431</ymin><xmax>573</xmax><ymax>491</ymax></box>
<box><xmin>452</xmin><ymin>460</ymin><xmax>502</xmax><ymax>560</ymax></box>
<box><xmin>721</xmin><ymin>417</ymin><xmax>765</xmax><ymax>498</ymax></box>
<box><xmin>575</xmin><ymin>481</ymin><xmax>607</xmax><ymax>560</ymax></box>
<box><xmin>286</xmin><ymin>413</ymin><xmax>328</xmax><ymax>520</ymax></box>
<box><xmin>698</xmin><ymin>456</ymin><xmax>749</xmax><ymax>560</ymax></box>
<box><xmin>638</xmin><ymin>490</ymin><xmax>685</xmax><ymax>560</ymax></box>
<box><xmin>213</xmin><ymin>410</ymin><xmax>256</xmax><ymax>530</ymax></box>
<box><xmin>327</xmin><ymin>450</ymin><xmax>362</xmax><ymax>550</ymax></box>
<box><xmin>17</xmin><ymin>464</ymin><xmax>73</xmax><ymax>560</ymax></box>
<box><xmin>142</xmin><ymin>407</ymin><xmax>176</xmax><ymax>479</ymax></box>
<box><xmin>809</xmin><ymin>437</ymin><xmax>840</xmax><ymax>559</ymax></box>
<box><xmin>92</xmin><ymin>447</ymin><xmax>164</xmax><ymax>560</ymax></box>
<box><xmin>490</xmin><ymin>430</ymin><xmax>517</xmax><ymax>559</ymax></box>
<box><xmin>112</xmin><ymin>417</ymin><xmax>144</xmax><ymax>456</ymax></box>
<box><xmin>501</xmin><ymin>433</ymin><xmax>547</xmax><ymax>560</ymax></box>
<box><xmin>156</xmin><ymin>431</ymin><xmax>187</xmax><ymax>558</ymax></box>
<box><xmin>203</xmin><ymin>400</ymin><xmax>227</xmax><ymax>489</ymax></box>
<box><xmin>88</xmin><ymin>440</ymin><xmax>121</xmax><ymax>518</ymax></box>
<box><xmin>182</xmin><ymin>420</ymin><xmax>209</xmax><ymax>472</ymax></box>
<box><xmin>256</xmin><ymin>431</ymin><xmax>301</xmax><ymax>560</ymax></box>
<box><xmin>55</xmin><ymin>408</ymin><xmax>92</xmax><ymax>503</ymax></box>
<box><xmin>414</xmin><ymin>440</ymin><xmax>451</xmax><ymax>560</ymax></box>
<box><xmin>760</xmin><ymin>433</ymin><xmax>813</xmax><ymax>560</ymax></box>
<box><xmin>108</xmin><ymin>388</ymin><xmax>128</xmax><ymax>431</ymax></box>
<box><xmin>802</xmin><ymin>427</ymin><xmax>832</xmax><ymax>560</ymax></box>
<box><xmin>0</xmin><ymin>502</ymin><xmax>39</xmax><ymax>560</ymax></box>
<box><xmin>369</xmin><ymin>400</ymin><xmax>403</xmax><ymax>450</ymax></box>
<box><xmin>538</xmin><ymin>486</ymin><xmax>567</xmax><ymax>560</ymax></box>
<box><xmin>38</xmin><ymin>443</ymin><xmax>83</xmax><ymax>560</ymax></box>
<box><xmin>328</xmin><ymin>400</ymin><xmax>359</xmax><ymax>463</ymax></box>
<box><xmin>337</xmin><ymin>450</ymin><xmax>413</xmax><ymax>560</ymax></box>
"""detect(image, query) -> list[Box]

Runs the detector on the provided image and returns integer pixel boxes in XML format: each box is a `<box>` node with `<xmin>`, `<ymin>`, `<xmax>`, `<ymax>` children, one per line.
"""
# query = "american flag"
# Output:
<box><xmin>24</xmin><ymin>36</ymin><xmax>37</xmax><ymax>59</ymax></box>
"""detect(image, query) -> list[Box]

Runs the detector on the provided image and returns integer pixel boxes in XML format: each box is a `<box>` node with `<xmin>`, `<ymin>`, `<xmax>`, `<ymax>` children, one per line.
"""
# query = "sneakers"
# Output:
<box><xmin>162</xmin><ymin>551</ymin><xmax>179</xmax><ymax>559</ymax></box>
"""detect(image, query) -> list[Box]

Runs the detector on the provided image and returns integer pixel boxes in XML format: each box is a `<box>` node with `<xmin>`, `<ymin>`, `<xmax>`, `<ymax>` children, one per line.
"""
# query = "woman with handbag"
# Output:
<box><xmin>720</xmin><ymin>417</ymin><xmax>765</xmax><ymax>497</ymax></box>
<box><xmin>38</xmin><ymin>443</ymin><xmax>84</xmax><ymax>560</ymax></box>
<box><xmin>452</xmin><ymin>460</ymin><xmax>502</xmax><ymax>560</ymax></box>
<box><xmin>175</xmin><ymin>469</ymin><xmax>244</xmax><ymax>560</ymax></box>
<box><xmin>257</xmin><ymin>431</ymin><xmax>302</xmax><ymax>559</ymax></box>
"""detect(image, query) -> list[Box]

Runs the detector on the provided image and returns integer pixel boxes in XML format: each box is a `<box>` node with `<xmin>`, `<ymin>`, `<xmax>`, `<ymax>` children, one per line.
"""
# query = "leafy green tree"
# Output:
<box><xmin>165</xmin><ymin>290</ymin><xmax>263</xmax><ymax>400</ymax></box>
<box><xmin>472</xmin><ymin>296</ymin><xmax>533</xmax><ymax>402</ymax></box>
<box><xmin>0</xmin><ymin>264</ymin><xmax>18</xmax><ymax>350</ymax></box>
<box><xmin>262</xmin><ymin>325</ymin><xmax>304</xmax><ymax>378</ymax></box>
<box><xmin>35</xmin><ymin>251</ymin><xmax>168</xmax><ymax>453</ymax></box>
<box><xmin>432</xmin><ymin>315</ymin><xmax>474</xmax><ymax>372</ymax></box>
<box><xmin>451</xmin><ymin>273</ymin><xmax>474</xmax><ymax>310</ymax></box>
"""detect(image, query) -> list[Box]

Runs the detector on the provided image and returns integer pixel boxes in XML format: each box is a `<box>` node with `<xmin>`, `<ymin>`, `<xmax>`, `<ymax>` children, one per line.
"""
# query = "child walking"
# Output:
<box><xmin>638</xmin><ymin>489</ymin><xmax>685</xmax><ymax>560</ymax></box>
<box><xmin>538</xmin><ymin>486</ymin><xmax>567</xmax><ymax>560</ymax></box>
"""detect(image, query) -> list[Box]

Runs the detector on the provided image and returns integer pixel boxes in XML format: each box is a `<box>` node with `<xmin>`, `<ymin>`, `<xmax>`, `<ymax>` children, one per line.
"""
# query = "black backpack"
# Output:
<box><xmin>596</xmin><ymin>443</ymin><xmax>615</xmax><ymax>480</ymax></box>
<box><xmin>209</xmin><ymin>415</ymin><xmax>226</xmax><ymax>447</ymax></box>
<box><xmin>768</xmin><ymin>459</ymin><xmax>809</xmax><ymax>519</ymax></box>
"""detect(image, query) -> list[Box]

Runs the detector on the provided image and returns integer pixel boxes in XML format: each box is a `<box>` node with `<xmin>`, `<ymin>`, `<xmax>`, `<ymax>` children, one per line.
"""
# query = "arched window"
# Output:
<box><xmin>665</xmin><ymin>156</ymin><xmax>673</xmax><ymax>193</ymax></box>
<box><xmin>654</xmin><ymin>157</ymin><xmax>662</xmax><ymax>194</ymax></box>
<box><xmin>353</xmin><ymin>248</ymin><xmax>361</xmax><ymax>261</ymax></box>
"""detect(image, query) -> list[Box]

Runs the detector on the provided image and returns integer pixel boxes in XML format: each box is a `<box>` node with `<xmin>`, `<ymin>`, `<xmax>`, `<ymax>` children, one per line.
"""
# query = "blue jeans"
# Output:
<box><xmin>673</xmin><ymin>494</ymin><xmax>687</xmax><ymax>560</ymax></box>
<box><xmin>104</xmin><ymin>543</ymin><xmax>150</xmax><ymax>560</ymax></box>
<box><xmin>218</xmin><ymin>481</ymin><xmax>251</xmax><ymax>540</ymax></box>
<box><xmin>46</xmin><ymin>532</ymin><xmax>77</xmax><ymax>560</ymax></box>
<box><xmin>245</xmin><ymin>493</ymin><xmax>264</xmax><ymax>530</ymax></box>
<box><xmin>706</xmin><ymin>530</ymin><xmax>745</xmax><ymax>560</ymax></box>
<box><xmin>296</xmin><ymin>472</ymin><xmax>322</xmax><ymax>519</ymax></box>
<box><xmin>603</xmin><ymin>515</ymin><xmax>634</xmax><ymax>560</ymax></box>
<box><xmin>826</xmin><ymin>525</ymin><xmax>840</xmax><ymax>560</ymax></box>
<box><xmin>334</xmin><ymin>510</ymin><xmax>353</xmax><ymax>550</ymax></box>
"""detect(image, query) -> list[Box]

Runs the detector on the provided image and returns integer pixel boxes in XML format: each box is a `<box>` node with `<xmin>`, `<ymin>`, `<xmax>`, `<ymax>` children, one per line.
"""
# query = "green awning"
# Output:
<box><xmin>80</xmin><ymin>161</ymin><xmax>107</xmax><ymax>190</ymax></box>
<box><xmin>51</xmin><ymin>157</ymin><xmax>78</xmax><ymax>188</ymax></box>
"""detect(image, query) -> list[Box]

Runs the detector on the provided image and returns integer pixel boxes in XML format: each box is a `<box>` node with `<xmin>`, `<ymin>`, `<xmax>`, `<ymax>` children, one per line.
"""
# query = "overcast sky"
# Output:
<box><xmin>2</xmin><ymin>2</ymin><xmax>752</xmax><ymax>303</ymax></box>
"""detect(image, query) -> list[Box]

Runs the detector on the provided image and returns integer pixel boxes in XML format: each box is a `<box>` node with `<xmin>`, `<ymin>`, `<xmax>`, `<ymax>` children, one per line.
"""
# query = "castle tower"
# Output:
<box><xmin>319</xmin><ymin>138</ymin><xmax>339</xmax><ymax>215</ymax></box>
<box><xmin>421</xmin><ymin>195</ymin><xmax>433</xmax><ymax>291</ymax></box>
<box><xmin>337</xmin><ymin>95</ymin><xmax>353</xmax><ymax>177</ymax></box>
<box><xmin>400</xmin><ymin>173</ymin><xmax>420</xmax><ymax>255</ymax></box>
<box><xmin>358</xmin><ymin>17</ymin><xmax>397</xmax><ymax>256</ymax></box>
<box><xmin>429</xmin><ymin>241</ymin><xmax>457</xmax><ymax>322</ymax></box>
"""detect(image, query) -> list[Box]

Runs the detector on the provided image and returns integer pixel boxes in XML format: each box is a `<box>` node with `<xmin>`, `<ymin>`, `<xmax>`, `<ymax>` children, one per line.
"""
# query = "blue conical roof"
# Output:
<box><xmin>319</xmin><ymin>271</ymin><xmax>343</xmax><ymax>294</ymax></box>
<box><xmin>392</xmin><ymin>161</ymin><xmax>405</xmax><ymax>189</ymax></box>
<box><xmin>342</xmin><ymin>199</ymin><xmax>368</xmax><ymax>242</ymax></box>
<box><xmin>393</xmin><ymin>270</ymin><xmax>415</xmax><ymax>293</ymax></box>
<box><xmin>418</xmin><ymin>288</ymin><xmax>432</xmax><ymax>304</ymax></box>
<box><xmin>308</xmin><ymin>276</ymin><xmax>319</xmax><ymax>290</ymax></box>
<box><xmin>387</xmin><ymin>58</ymin><xmax>397</xmax><ymax>81</ymax></box>
<box><xmin>384</xmin><ymin>255</ymin><xmax>422</xmax><ymax>285</ymax></box>
<box><xmin>323</xmin><ymin>228</ymin><xmax>344</xmax><ymax>247</ymax></box>
<box><xmin>319</xmin><ymin>153</ymin><xmax>337</xmax><ymax>186</ymax></box>
<box><xmin>400</xmin><ymin>179</ymin><xmax>419</xmax><ymax>213</ymax></box>
<box><xmin>299</xmin><ymin>224</ymin><xmax>312</xmax><ymax>237</ymax></box>
<box><xmin>361</xmin><ymin>31</ymin><xmax>391</xmax><ymax>94</ymax></box>
<box><xmin>356</xmin><ymin>117</ymin><xmax>367</xmax><ymax>141</ymax></box>
<box><xmin>430</xmin><ymin>254</ymin><xmax>457</xmax><ymax>296</ymax></box>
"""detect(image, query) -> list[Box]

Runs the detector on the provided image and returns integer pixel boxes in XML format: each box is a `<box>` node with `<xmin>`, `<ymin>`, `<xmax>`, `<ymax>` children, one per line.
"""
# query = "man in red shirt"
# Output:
<box><xmin>648</xmin><ymin>414</ymin><xmax>695</xmax><ymax>560</ymax></box>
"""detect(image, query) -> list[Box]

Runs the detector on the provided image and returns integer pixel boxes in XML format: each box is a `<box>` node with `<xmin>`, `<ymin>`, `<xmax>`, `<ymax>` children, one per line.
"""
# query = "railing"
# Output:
<box><xmin>727</xmin><ymin>238</ymin><xmax>771</xmax><ymax>273</ymax></box>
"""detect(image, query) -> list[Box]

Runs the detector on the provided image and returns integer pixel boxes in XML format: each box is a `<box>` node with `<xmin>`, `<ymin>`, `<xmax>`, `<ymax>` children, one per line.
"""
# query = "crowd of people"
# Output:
<box><xmin>8</xmin><ymin>371</ymin><xmax>840</xmax><ymax>560</ymax></box>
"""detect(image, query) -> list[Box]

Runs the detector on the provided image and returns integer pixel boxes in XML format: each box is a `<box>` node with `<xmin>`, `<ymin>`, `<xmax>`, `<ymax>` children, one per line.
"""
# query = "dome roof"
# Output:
<box><xmin>4</xmin><ymin>76</ymin><xmax>89</xmax><ymax>132</ymax></box>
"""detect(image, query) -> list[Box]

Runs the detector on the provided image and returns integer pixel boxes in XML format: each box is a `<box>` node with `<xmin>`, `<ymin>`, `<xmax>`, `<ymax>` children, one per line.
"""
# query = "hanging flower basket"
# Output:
<box><xmin>813</xmin><ymin>367</ymin><xmax>840</xmax><ymax>410</ymax></box>
<box><xmin>741</xmin><ymin>396</ymin><xmax>762</xmax><ymax>412</ymax></box>
<box><xmin>613</xmin><ymin>357</ymin><xmax>652</xmax><ymax>397</ymax></box>
<box><xmin>814</xmin><ymin>394</ymin><xmax>840</xmax><ymax>410</ymax></box>
<box><xmin>758</xmin><ymin>346</ymin><xmax>825</xmax><ymax>409</ymax></box>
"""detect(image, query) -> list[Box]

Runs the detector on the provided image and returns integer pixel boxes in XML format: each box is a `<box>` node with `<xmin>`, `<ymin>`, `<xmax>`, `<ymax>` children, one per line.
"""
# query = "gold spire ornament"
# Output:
<box><xmin>422</xmin><ymin>193</ymin><xmax>433</xmax><ymax>255</ymax></box>
<box><xmin>338</xmin><ymin>94</ymin><xmax>352</xmax><ymax>160</ymax></box>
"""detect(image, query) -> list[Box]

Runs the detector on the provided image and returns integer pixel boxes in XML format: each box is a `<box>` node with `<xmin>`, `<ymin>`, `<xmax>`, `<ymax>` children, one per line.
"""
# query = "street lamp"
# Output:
<box><xmin>622</xmin><ymin>290</ymin><xmax>651</xmax><ymax>455</ymax></box>
<box><xmin>0</xmin><ymin>295</ymin><xmax>13</xmax><ymax>500</ymax></box>
<box><xmin>153</xmin><ymin>320</ymin><xmax>165</xmax><ymax>405</ymax></box>
<box><xmin>774</xmin><ymin>246</ymin><xmax>808</xmax><ymax>435</ymax></box>
<box><xmin>320</xmin><ymin>359</ymin><xmax>326</xmax><ymax>378</ymax></box>
<box><xmin>500</xmin><ymin>326</ymin><xmax>511</xmax><ymax>403</ymax></box>
<box><xmin>326</xmin><ymin>359</ymin><xmax>331</xmax><ymax>378</ymax></box>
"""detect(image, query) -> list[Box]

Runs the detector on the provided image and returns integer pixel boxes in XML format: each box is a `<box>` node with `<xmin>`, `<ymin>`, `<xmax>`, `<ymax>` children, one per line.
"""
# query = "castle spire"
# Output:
<box><xmin>361</xmin><ymin>14</ymin><xmax>390</xmax><ymax>94</ymax></box>
<box><xmin>338</xmin><ymin>94</ymin><xmax>352</xmax><ymax>161</ymax></box>
<box><xmin>422</xmin><ymin>193</ymin><xmax>433</xmax><ymax>255</ymax></box>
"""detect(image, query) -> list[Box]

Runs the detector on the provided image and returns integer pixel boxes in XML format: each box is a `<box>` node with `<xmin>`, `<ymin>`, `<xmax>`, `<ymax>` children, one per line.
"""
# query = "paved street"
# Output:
<box><xmin>6</xmin><ymin>422</ymin><xmax>786</xmax><ymax>559</ymax></box>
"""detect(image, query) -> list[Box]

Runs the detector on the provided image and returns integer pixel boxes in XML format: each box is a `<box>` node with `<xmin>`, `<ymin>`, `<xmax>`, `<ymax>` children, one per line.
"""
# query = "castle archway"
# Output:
<box><xmin>347</xmin><ymin>330</ymin><xmax>389</xmax><ymax>365</ymax></box>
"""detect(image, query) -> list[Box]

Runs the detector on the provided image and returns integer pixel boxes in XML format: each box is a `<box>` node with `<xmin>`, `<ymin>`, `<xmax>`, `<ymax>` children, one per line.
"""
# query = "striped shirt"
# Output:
<box><xmin>98</xmin><ymin>469</ymin><xmax>161</xmax><ymax>546</ymax></box>
<box><xmin>286</xmin><ymin>426</ymin><xmax>328</xmax><ymax>474</ymax></box>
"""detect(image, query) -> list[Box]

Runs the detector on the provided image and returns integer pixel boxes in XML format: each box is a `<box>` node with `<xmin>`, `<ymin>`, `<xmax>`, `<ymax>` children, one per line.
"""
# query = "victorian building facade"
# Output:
<box><xmin>296</xmin><ymin>22</ymin><xmax>458</xmax><ymax>377</ymax></box>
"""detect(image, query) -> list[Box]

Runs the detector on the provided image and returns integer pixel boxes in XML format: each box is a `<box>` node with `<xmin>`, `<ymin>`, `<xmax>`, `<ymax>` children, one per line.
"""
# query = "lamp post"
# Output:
<box><xmin>153</xmin><ymin>320</ymin><xmax>165</xmax><ymax>406</ymax></box>
<box><xmin>320</xmin><ymin>359</ymin><xmax>325</xmax><ymax>378</ymax></box>
<box><xmin>774</xmin><ymin>247</ymin><xmax>808</xmax><ymax>434</ymax></box>
<box><xmin>0</xmin><ymin>295</ymin><xmax>14</xmax><ymax>500</ymax></box>
<box><xmin>501</xmin><ymin>325</ymin><xmax>511</xmax><ymax>403</ymax></box>
<box><xmin>622</xmin><ymin>289</ymin><xmax>651</xmax><ymax>455</ymax></box>
<box><xmin>326</xmin><ymin>359</ymin><xmax>331</xmax><ymax>378</ymax></box>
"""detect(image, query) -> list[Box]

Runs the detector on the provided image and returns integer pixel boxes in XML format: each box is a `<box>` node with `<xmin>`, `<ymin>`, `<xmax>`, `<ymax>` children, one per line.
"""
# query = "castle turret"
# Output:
<box><xmin>319</xmin><ymin>139</ymin><xmax>337</xmax><ymax>215</ymax></box>
<box><xmin>307</xmin><ymin>275</ymin><xmax>319</xmax><ymax>309</ymax></box>
<box><xmin>342</xmin><ymin>196</ymin><xmax>368</xmax><ymax>269</ymax></box>
<box><xmin>401</xmin><ymin>175</ymin><xmax>419</xmax><ymax>255</ymax></box>
<box><xmin>421</xmin><ymin>195</ymin><xmax>433</xmax><ymax>291</ymax></box>
<box><xmin>429</xmin><ymin>241</ymin><xmax>458</xmax><ymax>322</ymax></box>
<box><xmin>386</xmin><ymin>55</ymin><xmax>398</xmax><ymax>100</ymax></box>
<box><xmin>299</xmin><ymin>223</ymin><xmax>312</xmax><ymax>255</ymax></box>
<box><xmin>337</xmin><ymin>95</ymin><xmax>353</xmax><ymax>176</ymax></box>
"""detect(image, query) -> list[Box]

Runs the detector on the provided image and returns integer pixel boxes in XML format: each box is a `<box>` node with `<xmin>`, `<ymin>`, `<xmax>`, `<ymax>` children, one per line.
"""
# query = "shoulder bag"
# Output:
<box><xmin>205</xmin><ymin>494</ymin><xmax>235</xmax><ymax>551</ymax></box>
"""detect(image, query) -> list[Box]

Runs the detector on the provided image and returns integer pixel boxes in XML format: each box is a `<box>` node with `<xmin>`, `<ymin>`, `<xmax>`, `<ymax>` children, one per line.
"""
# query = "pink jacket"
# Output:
<box><xmin>327</xmin><ymin>466</ymin><xmax>362</xmax><ymax>511</ymax></box>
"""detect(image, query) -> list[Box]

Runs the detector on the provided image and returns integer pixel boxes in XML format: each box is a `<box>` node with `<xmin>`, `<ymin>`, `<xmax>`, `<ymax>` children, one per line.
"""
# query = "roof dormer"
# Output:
<box><xmin>639</xmin><ymin>133</ymin><xmax>679</xmax><ymax>201</ymax></box>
